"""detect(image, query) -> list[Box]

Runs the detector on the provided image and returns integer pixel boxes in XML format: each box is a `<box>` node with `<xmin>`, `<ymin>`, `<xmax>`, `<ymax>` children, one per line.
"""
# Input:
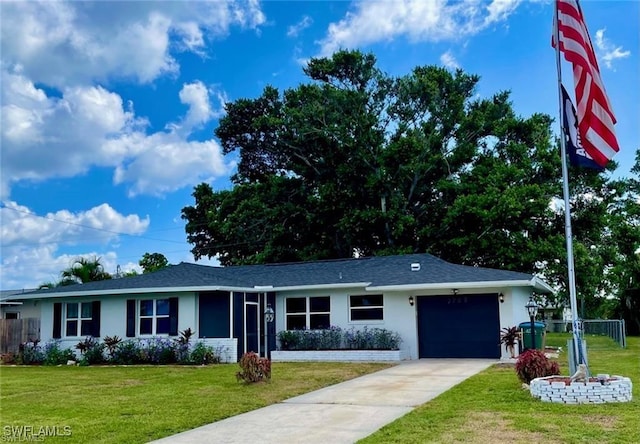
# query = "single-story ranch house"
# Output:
<box><xmin>4</xmin><ymin>253</ymin><xmax>552</xmax><ymax>362</ymax></box>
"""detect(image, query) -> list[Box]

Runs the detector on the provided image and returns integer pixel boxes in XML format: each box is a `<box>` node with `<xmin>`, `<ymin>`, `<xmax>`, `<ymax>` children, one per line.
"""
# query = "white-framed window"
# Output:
<box><xmin>139</xmin><ymin>299</ymin><xmax>170</xmax><ymax>335</ymax></box>
<box><xmin>349</xmin><ymin>294</ymin><xmax>384</xmax><ymax>321</ymax></box>
<box><xmin>285</xmin><ymin>296</ymin><xmax>330</xmax><ymax>330</ymax></box>
<box><xmin>65</xmin><ymin>302</ymin><xmax>93</xmax><ymax>337</ymax></box>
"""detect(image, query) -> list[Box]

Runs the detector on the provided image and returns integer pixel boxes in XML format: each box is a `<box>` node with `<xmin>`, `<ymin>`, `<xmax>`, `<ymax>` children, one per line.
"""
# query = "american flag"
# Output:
<box><xmin>553</xmin><ymin>0</ymin><xmax>619</xmax><ymax>168</ymax></box>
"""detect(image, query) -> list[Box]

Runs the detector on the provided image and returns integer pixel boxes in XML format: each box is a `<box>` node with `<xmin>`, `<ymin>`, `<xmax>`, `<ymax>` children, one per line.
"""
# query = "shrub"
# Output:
<box><xmin>17</xmin><ymin>339</ymin><xmax>44</xmax><ymax>365</ymax></box>
<box><xmin>316</xmin><ymin>326</ymin><xmax>343</xmax><ymax>350</ymax></box>
<box><xmin>111</xmin><ymin>340</ymin><xmax>143</xmax><ymax>365</ymax></box>
<box><xmin>298</xmin><ymin>330</ymin><xmax>319</xmax><ymax>350</ymax></box>
<box><xmin>370</xmin><ymin>328</ymin><xmax>402</xmax><ymax>350</ymax></box>
<box><xmin>277</xmin><ymin>327</ymin><xmax>402</xmax><ymax>351</ymax></box>
<box><xmin>190</xmin><ymin>342</ymin><xmax>217</xmax><ymax>365</ymax></box>
<box><xmin>515</xmin><ymin>349</ymin><xmax>560</xmax><ymax>384</ymax></box>
<box><xmin>176</xmin><ymin>328</ymin><xmax>194</xmax><ymax>345</ymax></box>
<box><xmin>344</xmin><ymin>327</ymin><xmax>402</xmax><ymax>350</ymax></box>
<box><xmin>345</xmin><ymin>327</ymin><xmax>374</xmax><ymax>349</ymax></box>
<box><xmin>76</xmin><ymin>337</ymin><xmax>105</xmax><ymax>365</ymax></box>
<box><xmin>236</xmin><ymin>352</ymin><xmax>271</xmax><ymax>383</ymax></box>
<box><xmin>43</xmin><ymin>340</ymin><xmax>76</xmax><ymax>365</ymax></box>
<box><xmin>85</xmin><ymin>339</ymin><xmax>106</xmax><ymax>365</ymax></box>
<box><xmin>103</xmin><ymin>335</ymin><xmax>122</xmax><ymax>358</ymax></box>
<box><xmin>277</xmin><ymin>330</ymin><xmax>300</xmax><ymax>350</ymax></box>
<box><xmin>175</xmin><ymin>328</ymin><xmax>194</xmax><ymax>363</ymax></box>
<box><xmin>141</xmin><ymin>337</ymin><xmax>177</xmax><ymax>364</ymax></box>
<box><xmin>0</xmin><ymin>352</ymin><xmax>16</xmax><ymax>364</ymax></box>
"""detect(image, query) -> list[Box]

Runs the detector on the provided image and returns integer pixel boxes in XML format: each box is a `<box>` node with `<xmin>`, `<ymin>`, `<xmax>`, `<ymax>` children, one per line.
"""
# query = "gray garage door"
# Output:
<box><xmin>417</xmin><ymin>293</ymin><xmax>500</xmax><ymax>358</ymax></box>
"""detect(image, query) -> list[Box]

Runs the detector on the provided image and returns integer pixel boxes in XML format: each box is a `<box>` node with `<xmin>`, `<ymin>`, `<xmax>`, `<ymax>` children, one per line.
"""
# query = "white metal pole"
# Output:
<box><xmin>263</xmin><ymin>293</ymin><xmax>267</xmax><ymax>358</ymax></box>
<box><xmin>553</xmin><ymin>2</ymin><xmax>584</xmax><ymax>370</ymax></box>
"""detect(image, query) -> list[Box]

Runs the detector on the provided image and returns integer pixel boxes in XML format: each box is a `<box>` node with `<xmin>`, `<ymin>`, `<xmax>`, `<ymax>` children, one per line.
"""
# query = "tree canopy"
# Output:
<box><xmin>59</xmin><ymin>256</ymin><xmax>112</xmax><ymax>286</ymax></box>
<box><xmin>139</xmin><ymin>252</ymin><xmax>169</xmax><ymax>274</ymax></box>
<box><xmin>182</xmin><ymin>50</ymin><xmax>639</xmax><ymax>321</ymax></box>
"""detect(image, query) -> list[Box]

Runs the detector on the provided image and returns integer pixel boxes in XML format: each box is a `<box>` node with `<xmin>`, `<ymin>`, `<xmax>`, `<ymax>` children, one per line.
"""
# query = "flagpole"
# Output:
<box><xmin>553</xmin><ymin>1</ymin><xmax>585</xmax><ymax>371</ymax></box>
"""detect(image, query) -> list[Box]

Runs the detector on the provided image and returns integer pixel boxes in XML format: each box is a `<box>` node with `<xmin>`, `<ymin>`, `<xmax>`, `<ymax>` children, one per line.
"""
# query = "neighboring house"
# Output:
<box><xmin>1</xmin><ymin>254</ymin><xmax>553</xmax><ymax>362</ymax></box>
<box><xmin>0</xmin><ymin>289</ymin><xmax>39</xmax><ymax>319</ymax></box>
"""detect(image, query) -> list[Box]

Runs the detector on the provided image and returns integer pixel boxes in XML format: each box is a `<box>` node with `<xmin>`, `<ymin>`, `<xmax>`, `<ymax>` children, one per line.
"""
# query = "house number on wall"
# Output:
<box><xmin>447</xmin><ymin>297</ymin><xmax>468</xmax><ymax>304</ymax></box>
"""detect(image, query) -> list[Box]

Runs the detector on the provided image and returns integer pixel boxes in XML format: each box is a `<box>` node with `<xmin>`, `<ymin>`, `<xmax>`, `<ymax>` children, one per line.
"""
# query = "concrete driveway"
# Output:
<box><xmin>150</xmin><ymin>359</ymin><xmax>495</xmax><ymax>444</ymax></box>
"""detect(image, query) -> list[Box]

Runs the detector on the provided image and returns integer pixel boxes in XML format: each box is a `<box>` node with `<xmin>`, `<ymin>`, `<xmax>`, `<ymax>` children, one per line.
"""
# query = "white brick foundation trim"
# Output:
<box><xmin>200</xmin><ymin>338</ymin><xmax>237</xmax><ymax>363</ymax></box>
<box><xmin>270</xmin><ymin>349</ymin><xmax>408</xmax><ymax>362</ymax></box>
<box><xmin>530</xmin><ymin>375</ymin><xmax>633</xmax><ymax>404</ymax></box>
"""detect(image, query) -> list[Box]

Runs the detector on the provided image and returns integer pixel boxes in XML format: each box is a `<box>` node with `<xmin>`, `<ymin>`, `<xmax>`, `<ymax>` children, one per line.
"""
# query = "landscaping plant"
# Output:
<box><xmin>17</xmin><ymin>339</ymin><xmax>43</xmax><ymax>365</ymax></box>
<box><xmin>102</xmin><ymin>335</ymin><xmax>122</xmax><ymax>359</ymax></box>
<box><xmin>499</xmin><ymin>326</ymin><xmax>519</xmax><ymax>358</ymax></box>
<box><xmin>175</xmin><ymin>328</ymin><xmax>194</xmax><ymax>362</ymax></box>
<box><xmin>277</xmin><ymin>327</ymin><xmax>402</xmax><ymax>351</ymax></box>
<box><xmin>76</xmin><ymin>337</ymin><xmax>105</xmax><ymax>365</ymax></box>
<box><xmin>42</xmin><ymin>340</ymin><xmax>76</xmax><ymax>365</ymax></box>
<box><xmin>236</xmin><ymin>352</ymin><xmax>271</xmax><ymax>383</ymax></box>
<box><xmin>110</xmin><ymin>339</ymin><xmax>143</xmax><ymax>365</ymax></box>
<box><xmin>189</xmin><ymin>342</ymin><xmax>218</xmax><ymax>365</ymax></box>
<box><xmin>514</xmin><ymin>349</ymin><xmax>560</xmax><ymax>384</ymax></box>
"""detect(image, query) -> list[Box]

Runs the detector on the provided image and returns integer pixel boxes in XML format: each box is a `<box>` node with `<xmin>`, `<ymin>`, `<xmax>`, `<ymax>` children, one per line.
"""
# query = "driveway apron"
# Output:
<box><xmin>149</xmin><ymin>359</ymin><xmax>495</xmax><ymax>444</ymax></box>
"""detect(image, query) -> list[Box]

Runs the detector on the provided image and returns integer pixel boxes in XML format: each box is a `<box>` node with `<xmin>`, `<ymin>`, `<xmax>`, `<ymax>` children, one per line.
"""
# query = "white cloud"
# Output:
<box><xmin>440</xmin><ymin>50</ymin><xmax>460</xmax><ymax>69</ymax></box>
<box><xmin>0</xmin><ymin>0</ymin><xmax>266</xmax><ymax>87</ymax></box>
<box><xmin>0</xmin><ymin>248</ymin><xmax>132</xmax><ymax>290</ymax></box>
<box><xmin>1</xmin><ymin>70</ymin><xmax>233</xmax><ymax>198</ymax></box>
<box><xmin>178</xmin><ymin>81</ymin><xmax>216</xmax><ymax>130</ymax></box>
<box><xmin>594</xmin><ymin>28</ymin><xmax>631</xmax><ymax>70</ymax></box>
<box><xmin>0</xmin><ymin>201</ymin><xmax>149</xmax><ymax>247</ymax></box>
<box><xmin>113</xmin><ymin>137</ymin><xmax>231</xmax><ymax>197</ymax></box>
<box><xmin>287</xmin><ymin>15</ymin><xmax>313</xmax><ymax>38</ymax></box>
<box><xmin>0</xmin><ymin>202</ymin><xmax>150</xmax><ymax>289</ymax></box>
<box><xmin>484</xmin><ymin>0</ymin><xmax>521</xmax><ymax>27</ymax></box>
<box><xmin>318</xmin><ymin>0</ymin><xmax>521</xmax><ymax>56</ymax></box>
<box><xmin>173</xmin><ymin>81</ymin><xmax>229</xmax><ymax>132</ymax></box>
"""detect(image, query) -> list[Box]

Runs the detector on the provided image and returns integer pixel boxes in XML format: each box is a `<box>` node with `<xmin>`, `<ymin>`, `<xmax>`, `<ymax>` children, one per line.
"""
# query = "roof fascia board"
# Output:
<box><xmin>10</xmin><ymin>282</ymin><xmax>373</xmax><ymax>300</ymax></box>
<box><xmin>531</xmin><ymin>277</ymin><xmax>555</xmax><ymax>294</ymax></box>
<box><xmin>8</xmin><ymin>278</ymin><xmax>553</xmax><ymax>300</ymax></box>
<box><xmin>367</xmin><ymin>279</ymin><xmax>548</xmax><ymax>292</ymax></box>
<box><xmin>10</xmin><ymin>286</ymin><xmax>227</xmax><ymax>299</ymax></box>
<box><xmin>265</xmin><ymin>283</ymin><xmax>371</xmax><ymax>292</ymax></box>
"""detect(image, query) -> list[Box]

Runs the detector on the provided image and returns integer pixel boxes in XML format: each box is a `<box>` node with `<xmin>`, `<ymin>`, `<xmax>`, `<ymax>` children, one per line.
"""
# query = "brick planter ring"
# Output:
<box><xmin>530</xmin><ymin>375</ymin><xmax>633</xmax><ymax>404</ymax></box>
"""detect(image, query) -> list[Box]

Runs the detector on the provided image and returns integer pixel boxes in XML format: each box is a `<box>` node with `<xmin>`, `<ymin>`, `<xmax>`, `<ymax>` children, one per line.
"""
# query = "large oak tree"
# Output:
<box><xmin>183</xmin><ymin>50</ymin><xmax>636</xmax><ymax>319</ymax></box>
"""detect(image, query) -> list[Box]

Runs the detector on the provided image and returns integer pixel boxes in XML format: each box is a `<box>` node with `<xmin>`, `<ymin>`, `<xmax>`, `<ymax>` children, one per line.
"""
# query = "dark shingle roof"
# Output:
<box><xmin>14</xmin><ymin>253</ymin><xmax>546</xmax><ymax>299</ymax></box>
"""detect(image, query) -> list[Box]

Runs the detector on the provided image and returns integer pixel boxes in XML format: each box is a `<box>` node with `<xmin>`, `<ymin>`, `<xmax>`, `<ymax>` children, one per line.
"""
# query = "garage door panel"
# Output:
<box><xmin>417</xmin><ymin>294</ymin><xmax>500</xmax><ymax>358</ymax></box>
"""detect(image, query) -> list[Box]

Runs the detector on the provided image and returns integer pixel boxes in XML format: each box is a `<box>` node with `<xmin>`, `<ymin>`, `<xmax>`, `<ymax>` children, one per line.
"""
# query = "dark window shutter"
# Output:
<box><xmin>91</xmin><ymin>301</ymin><xmax>101</xmax><ymax>337</ymax></box>
<box><xmin>169</xmin><ymin>297</ymin><xmax>179</xmax><ymax>336</ymax></box>
<box><xmin>126</xmin><ymin>299</ymin><xmax>136</xmax><ymax>337</ymax></box>
<box><xmin>53</xmin><ymin>302</ymin><xmax>62</xmax><ymax>339</ymax></box>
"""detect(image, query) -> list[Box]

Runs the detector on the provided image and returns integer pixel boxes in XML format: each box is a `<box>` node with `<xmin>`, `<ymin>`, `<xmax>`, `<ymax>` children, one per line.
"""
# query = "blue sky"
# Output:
<box><xmin>1</xmin><ymin>0</ymin><xmax>637</xmax><ymax>290</ymax></box>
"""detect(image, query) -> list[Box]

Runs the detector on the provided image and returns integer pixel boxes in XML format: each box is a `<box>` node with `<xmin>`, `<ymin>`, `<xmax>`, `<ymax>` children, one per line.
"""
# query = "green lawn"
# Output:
<box><xmin>0</xmin><ymin>362</ymin><xmax>390</xmax><ymax>443</ymax></box>
<box><xmin>2</xmin><ymin>336</ymin><xmax>637</xmax><ymax>444</ymax></box>
<box><xmin>361</xmin><ymin>334</ymin><xmax>640</xmax><ymax>444</ymax></box>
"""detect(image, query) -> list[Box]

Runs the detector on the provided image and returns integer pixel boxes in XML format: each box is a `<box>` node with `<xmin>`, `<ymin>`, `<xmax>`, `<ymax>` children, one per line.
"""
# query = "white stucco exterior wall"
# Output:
<box><xmin>274</xmin><ymin>287</ymin><xmax>419</xmax><ymax>358</ymax></box>
<box><xmin>38</xmin><ymin>292</ymin><xmax>199</xmax><ymax>344</ymax></box>
<box><xmin>275</xmin><ymin>286</ymin><xmax>540</xmax><ymax>361</ymax></box>
<box><xmin>497</xmin><ymin>286</ymin><xmax>537</xmax><ymax>358</ymax></box>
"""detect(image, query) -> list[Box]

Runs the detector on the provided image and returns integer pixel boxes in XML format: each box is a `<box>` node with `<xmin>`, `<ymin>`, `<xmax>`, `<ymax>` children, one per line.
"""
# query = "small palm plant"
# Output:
<box><xmin>499</xmin><ymin>326</ymin><xmax>520</xmax><ymax>358</ymax></box>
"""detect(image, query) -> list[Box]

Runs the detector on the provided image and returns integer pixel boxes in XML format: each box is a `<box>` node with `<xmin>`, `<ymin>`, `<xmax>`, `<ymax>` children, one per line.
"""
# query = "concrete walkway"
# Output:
<box><xmin>150</xmin><ymin>359</ymin><xmax>495</xmax><ymax>444</ymax></box>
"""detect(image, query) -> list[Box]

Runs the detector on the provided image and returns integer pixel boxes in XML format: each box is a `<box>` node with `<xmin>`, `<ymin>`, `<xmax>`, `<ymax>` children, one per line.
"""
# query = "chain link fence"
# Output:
<box><xmin>545</xmin><ymin>319</ymin><xmax>626</xmax><ymax>348</ymax></box>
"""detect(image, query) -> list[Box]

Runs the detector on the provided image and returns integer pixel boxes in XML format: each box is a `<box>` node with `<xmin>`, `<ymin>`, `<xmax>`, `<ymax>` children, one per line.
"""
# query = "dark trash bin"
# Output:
<box><xmin>519</xmin><ymin>321</ymin><xmax>546</xmax><ymax>351</ymax></box>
